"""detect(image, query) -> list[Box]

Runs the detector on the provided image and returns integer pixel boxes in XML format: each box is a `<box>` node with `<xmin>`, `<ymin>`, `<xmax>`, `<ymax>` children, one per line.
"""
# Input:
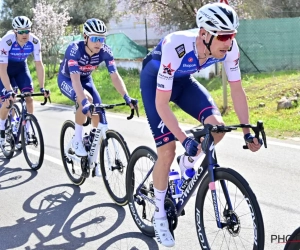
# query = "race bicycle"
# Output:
<box><xmin>60</xmin><ymin>102</ymin><xmax>138</xmax><ymax>206</ymax></box>
<box><xmin>3</xmin><ymin>91</ymin><xmax>50</xmax><ymax>170</ymax></box>
<box><xmin>126</xmin><ymin>121</ymin><xmax>267</xmax><ymax>249</ymax></box>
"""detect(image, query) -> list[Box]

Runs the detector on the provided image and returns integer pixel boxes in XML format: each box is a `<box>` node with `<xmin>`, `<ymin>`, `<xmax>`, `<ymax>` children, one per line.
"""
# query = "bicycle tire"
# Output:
<box><xmin>195</xmin><ymin>167</ymin><xmax>264</xmax><ymax>250</ymax></box>
<box><xmin>11</xmin><ymin>103</ymin><xmax>22</xmax><ymax>150</ymax></box>
<box><xmin>99</xmin><ymin>129</ymin><xmax>130</xmax><ymax>206</ymax></box>
<box><xmin>284</xmin><ymin>226</ymin><xmax>300</xmax><ymax>250</ymax></box>
<box><xmin>21</xmin><ymin>114</ymin><xmax>44</xmax><ymax>170</ymax></box>
<box><xmin>3</xmin><ymin>118</ymin><xmax>15</xmax><ymax>159</ymax></box>
<box><xmin>60</xmin><ymin>120</ymin><xmax>86</xmax><ymax>185</ymax></box>
<box><xmin>126</xmin><ymin>146</ymin><xmax>157</xmax><ymax>237</ymax></box>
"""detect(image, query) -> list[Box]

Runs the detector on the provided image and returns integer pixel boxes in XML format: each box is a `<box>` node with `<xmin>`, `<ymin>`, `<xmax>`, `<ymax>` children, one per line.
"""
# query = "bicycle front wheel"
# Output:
<box><xmin>284</xmin><ymin>226</ymin><xmax>300</xmax><ymax>250</ymax></box>
<box><xmin>21</xmin><ymin>114</ymin><xmax>44</xmax><ymax>170</ymax></box>
<box><xmin>60</xmin><ymin>120</ymin><xmax>86</xmax><ymax>185</ymax></box>
<box><xmin>126</xmin><ymin>146</ymin><xmax>157</xmax><ymax>237</ymax></box>
<box><xmin>100</xmin><ymin>130</ymin><xmax>130</xmax><ymax>206</ymax></box>
<box><xmin>195</xmin><ymin>168</ymin><xmax>264</xmax><ymax>250</ymax></box>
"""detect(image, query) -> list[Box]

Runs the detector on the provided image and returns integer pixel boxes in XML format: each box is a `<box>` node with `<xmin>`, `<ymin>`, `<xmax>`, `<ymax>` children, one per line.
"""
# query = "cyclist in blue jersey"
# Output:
<box><xmin>0</xmin><ymin>16</ymin><xmax>48</xmax><ymax>147</ymax></box>
<box><xmin>140</xmin><ymin>3</ymin><xmax>262</xmax><ymax>247</ymax></box>
<box><xmin>57</xmin><ymin>18</ymin><xmax>137</xmax><ymax>169</ymax></box>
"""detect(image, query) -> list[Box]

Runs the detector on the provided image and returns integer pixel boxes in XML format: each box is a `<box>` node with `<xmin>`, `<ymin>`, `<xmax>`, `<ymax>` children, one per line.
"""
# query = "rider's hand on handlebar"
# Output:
<box><xmin>244</xmin><ymin>133</ymin><xmax>263</xmax><ymax>152</ymax></box>
<box><xmin>182</xmin><ymin>137</ymin><xmax>201</xmax><ymax>157</ymax></box>
<box><xmin>81</xmin><ymin>98</ymin><xmax>92</xmax><ymax>118</ymax></box>
<box><xmin>4</xmin><ymin>90</ymin><xmax>15</xmax><ymax>102</ymax></box>
<box><xmin>40</xmin><ymin>88</ymin><xmax>50</xmax><ymax>98</ymax></box>
<box><xmin>123</xmin><ymin>94</ymin><xmax>138</xmax><ymax>109</ymax></box>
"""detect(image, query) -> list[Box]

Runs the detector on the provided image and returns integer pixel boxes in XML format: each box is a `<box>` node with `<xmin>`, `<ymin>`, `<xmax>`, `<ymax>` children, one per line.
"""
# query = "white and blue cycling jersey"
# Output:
<box><xmin>0</xmin><ymin>32</ymin><xmax>42</xmax><ymax>95</ymax></box>
<box><xmin>143</xmin><ymin>30</ymin><xmax>241</xmax><ymax>91</ymax></box>
<box><xmin>141</xmin><ymin>30</ymin><xmax>241</xmax><ymax>147</ymax></box>
<box><xmin>0</xmin><ymin>32</ymin><xmax>41</xmax><ymax>63</ymax></box>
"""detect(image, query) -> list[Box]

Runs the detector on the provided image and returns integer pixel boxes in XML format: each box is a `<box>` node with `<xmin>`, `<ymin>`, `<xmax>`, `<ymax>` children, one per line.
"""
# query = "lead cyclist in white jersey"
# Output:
<box><xmin>140</xmin><ymin>3</ymin><xmax>262</xmax><ymax>247</ymax></box>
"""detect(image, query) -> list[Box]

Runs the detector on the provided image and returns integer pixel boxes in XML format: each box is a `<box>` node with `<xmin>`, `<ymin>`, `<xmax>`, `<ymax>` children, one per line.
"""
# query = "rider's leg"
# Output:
<box><xmin>140</xmin><ymin>71</ymin><xmax>175</xmax><ymax>247</ymax></box>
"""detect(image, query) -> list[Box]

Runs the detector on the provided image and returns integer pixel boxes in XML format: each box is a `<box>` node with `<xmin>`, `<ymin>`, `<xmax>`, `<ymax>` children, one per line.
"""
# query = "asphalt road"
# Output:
<box><xmin>0</xmin><ymin>102</ymin><xmax>299</xmax><ymax>250</ymax></box>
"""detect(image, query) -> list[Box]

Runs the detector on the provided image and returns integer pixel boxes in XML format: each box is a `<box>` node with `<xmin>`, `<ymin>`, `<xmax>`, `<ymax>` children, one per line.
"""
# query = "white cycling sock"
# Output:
<box><xmin>0</xmin><ymin>119</ymin><xmax>6</xmax><ymax>130</ymax></box>
<box><xmin>75</xmin><ymin>123</ymin><xmax>83</xmax><ymax>142</ymax></box>
<box><xmin>154</xmin><ymin>187</ymin><xmax>167</xmax><ymax>219</ymax></box>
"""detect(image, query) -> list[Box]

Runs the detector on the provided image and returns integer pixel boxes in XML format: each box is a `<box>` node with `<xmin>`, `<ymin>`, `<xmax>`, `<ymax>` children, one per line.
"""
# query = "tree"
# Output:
<box><xmin>32</xmin><ymin>0</ymin><xmax>71</xmax><ymax>78</ymax></box>
<box><xmin>117</xmin><ymin>0</ymin><xmax>269</xmax><ymax>32</ymax></box>
<box><xmin>264</xmin><ymin>0</ymin><xmax>300</xmax><ymax>18</ymax></box>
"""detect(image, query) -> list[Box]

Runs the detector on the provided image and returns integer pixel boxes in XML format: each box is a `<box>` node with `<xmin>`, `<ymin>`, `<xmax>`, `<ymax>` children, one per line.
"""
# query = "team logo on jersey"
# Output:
<box><xmin>79</xmin><ymin>65</ymin><xmax>97</xmax><ymax>72</ymax></box>
<box><xmin>32</xmin><ymin>38</ymin><xmax>39</xmax><ymax>44</ymax></box>
<box><xmin>234</xmin><ymin>58</ymin><xmax>239</xmax><ymax>66</ymax></box>
<box><xmin>102</xmin><ymin>45</ymin><xmax>113</xmax><ymax>57</ymax></box>
<box><xmin>68</xmin><ymin>59</ymin><xmax>78</xmax><ymax>67</ymax></box>
<box><xmin>188</xmin><ymin>57</ymin><xmax>193</xmax><ymax>62</ymax></box>
<box><xmin>109</xmin><ymin>60</ymin><xmax>115</xmax><ymax>66</ymax></box>
<box><xmin>6</xmin><ymin>39</ymin><xmax>12</xmax><ymax>46</ymax></box>
<box><xmin>162</xmin><ymin>63</ymin><xmax>175</xmax><ymax>75</ymax></box>
<box><xmin>1</xmin><ymin>49</ymin><xmax>7</xmax><ymax>55</ymax></box>
<box><xmin>175</xmin><ymin>44</ymin><xmax>185</xmax><ymax>58</ymax></box>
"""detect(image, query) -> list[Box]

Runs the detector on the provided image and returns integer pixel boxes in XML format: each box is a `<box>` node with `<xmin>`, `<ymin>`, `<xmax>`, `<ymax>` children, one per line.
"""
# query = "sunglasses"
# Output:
<box><xmin>215</xmin><ymin>33</ymin><xmax>236</xmax><ymax>42</ymax></box>
<box><xmin>89</xmin><ymin>36</ymin><xmax>106</xmax><ymax>43</ymax></box>
<box><xmin>16</xmin><ymin>30</ymin><xmax>31</xmax><ymax>35</ymax></box>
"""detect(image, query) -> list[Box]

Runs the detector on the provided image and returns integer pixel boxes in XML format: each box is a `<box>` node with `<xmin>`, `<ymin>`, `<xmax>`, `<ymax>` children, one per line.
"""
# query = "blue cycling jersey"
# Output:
<box><xmin>59</xmin><ymin>41</ymin><xmax>117</xmax><ymax>78</ymax></box>
<box><xmin>142</xmin><ymin>30</ymin><xmax>241</xmax><ymax>91</ymax></box>
<box><xmin>0</xmin><ymin>32</ymin><xmax>41</xmax><ymax>64</ymax></box>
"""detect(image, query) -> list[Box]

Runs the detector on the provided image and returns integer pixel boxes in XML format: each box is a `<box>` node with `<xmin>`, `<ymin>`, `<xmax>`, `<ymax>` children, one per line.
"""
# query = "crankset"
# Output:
<box><xmin>164</xmin><ymin>197</ymin><xmax>178</xmax><ymax>237</ymax></box>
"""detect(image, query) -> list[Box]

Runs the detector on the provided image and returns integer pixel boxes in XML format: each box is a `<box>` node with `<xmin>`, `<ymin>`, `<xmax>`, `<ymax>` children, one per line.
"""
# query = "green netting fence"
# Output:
<box><xmin>56</xmin><ymin>33</ymin><xmax>148</xmax><ymax>60</ymax></box>
<box><xmin>236</xmin><ymin>17</ymin><xmax>300</xmax><ymax>73</ymax></box>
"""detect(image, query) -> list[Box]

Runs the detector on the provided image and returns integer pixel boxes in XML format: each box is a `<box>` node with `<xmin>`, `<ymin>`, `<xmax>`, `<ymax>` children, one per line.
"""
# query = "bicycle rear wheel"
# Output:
<box><xmin>21</xmin><ymin>114</ymin><xmax>44</xmax><ymax>170</ymax></box>
<box><xmin>100</xmin><ymin>129</ymin><xmax>130</xmax><ymax>206</ymax></box>
<box><xmin>2</xmin><ymin>118</ymin><xmax>15</xmax><ymax>159</ymax></box>
<box><xmin>195</xmin><ymin>167</ymin><xmax>264</xmax><ymax>250</ymax></box>
<box><xmin>60</xmin><ymin>120</ymin><xmax>86</xmax><ymax>185</ymax></box>
<box><xmin>126</xmin><ymin>146</ymin><xmax>157</xmax><ymax>237</ymax></box>
<box><xmin>284</xmin><ymin>227</ymin><xmax>300</xmax><ymax>250</ymax></box>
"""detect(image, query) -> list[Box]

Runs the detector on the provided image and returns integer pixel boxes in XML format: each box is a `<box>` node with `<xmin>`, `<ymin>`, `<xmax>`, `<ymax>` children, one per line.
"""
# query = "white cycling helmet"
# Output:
<box><xmin>83</xmin><ymin>18</ymin><xmax>107</xmax><ymax>36</ymax></box>
<box><xmin>196</xmin><ymin>3</ymin><xmax>239</xmax><ymax>33</ymax></box>
<box><xmin>12</xmin><ymin>16</ymin><xmax>32</xmax><ymax>30</ymax></box>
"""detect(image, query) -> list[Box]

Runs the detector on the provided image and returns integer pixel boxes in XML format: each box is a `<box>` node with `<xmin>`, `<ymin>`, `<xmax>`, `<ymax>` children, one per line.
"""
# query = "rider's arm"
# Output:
<box><xmin>110</xmin><ymin>71</ymin><xmax>128</xmax><ymax>96</ymax></box>
<box><xmin>66</xmin><ymin>43</ymin><xmax>86</xmax><ymax>103</ymax></box>
<box><xmin>224</xmin><ymin>39</ymin><xmax>250</xmax><ymax>135</ymax></box>
<box><xmin>0</xmin><ymin>35</ymin><xmax>12</xmax><ymax>91</ymax></box>
<box><xmin>0</xmin><ymin>63</ymin><xmax>12</xmax><ymax>91</ymax></box>
<box><xmin>103</xmin><ymin>45</ymin><xmax>129</xmax><ymax>97</ymax></box>
<box><xmin>155</xmin><ymin>36</ymin><xmax>187</xmax><ymax>143</ymax></box>
<box><xmin>32</xmin><ymin>35</ymin><xmax>45</xmax><ymax>90</ymax></box>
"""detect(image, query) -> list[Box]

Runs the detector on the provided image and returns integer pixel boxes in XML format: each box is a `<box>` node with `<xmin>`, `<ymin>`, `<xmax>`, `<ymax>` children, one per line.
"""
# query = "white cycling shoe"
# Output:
<box><xmin>153</xmin><ymin>217</ymin><xmax>175</xmax><ymax>247</ymax></box>
<box><xmin>72</xmin><ymin>138</ymin><xmax>87</xmax><ymax>157</ymax></box>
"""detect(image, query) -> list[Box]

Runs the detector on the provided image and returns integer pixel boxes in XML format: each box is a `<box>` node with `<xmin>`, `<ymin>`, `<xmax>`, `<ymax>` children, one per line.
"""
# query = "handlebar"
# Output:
<box><xmin>82</xmin><ymin>102</ymin><xmax>139</xmax><ymax>126</ymax></box>
<box><xmin>4</xmin><ymin>91</ymin><xmax>51</xmax><ymax>108</ymax></box>
<box><xmin>187</xmin><ymin>121</ymin><xmax>267</xmax><ymax>151</ymax></box>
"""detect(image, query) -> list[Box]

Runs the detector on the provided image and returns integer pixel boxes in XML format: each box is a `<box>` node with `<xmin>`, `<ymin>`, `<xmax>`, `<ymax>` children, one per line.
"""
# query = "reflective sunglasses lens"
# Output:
<box><xmin>217</xmin><ymin>33</ymin><xmax>235</xmax><ymax>41</ymax></box>
<box><xmin>18</xmin><ymin>30</ymin><xmax>30</xmax><ymax>34</ymax></box>
<box><xmin>90</xmin><ymin>36</ymin><xmax>105</xmax><ymax>43</ymax></box>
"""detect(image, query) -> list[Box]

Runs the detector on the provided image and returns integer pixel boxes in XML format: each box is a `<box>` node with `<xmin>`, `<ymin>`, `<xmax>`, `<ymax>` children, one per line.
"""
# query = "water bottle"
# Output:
<box><xmin>180</xmin><ymin>168</ymin><xmax>196</xmax><ymax>192</ymax></box>
<box><xmin>169</xmin><ymin>169</ymin><xmax>182</xmax><ymax>198</ymax></box>
<box><xmin>11</xmin><ymin>117</ymin><xmax>19</xmax><ymax>135</ymax></box>
<box><xmin>83</xmin><ymin>133</ymin><xmax>90</xmax><ymax>151</ymax></box>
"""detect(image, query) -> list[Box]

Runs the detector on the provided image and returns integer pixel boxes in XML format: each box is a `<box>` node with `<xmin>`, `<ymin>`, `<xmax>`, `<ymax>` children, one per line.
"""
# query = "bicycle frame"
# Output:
<box><xmin>135</xmin><ymin>128</ymin><xmax>238</xmax><ymax>229</ymax></box>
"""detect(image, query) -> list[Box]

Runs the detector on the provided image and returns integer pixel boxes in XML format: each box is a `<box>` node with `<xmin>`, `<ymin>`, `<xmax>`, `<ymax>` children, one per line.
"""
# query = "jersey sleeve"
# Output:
<box><xmin>223</xmin><ymin>39</ymin><xmax>241</xmax><ymax>82</ymax></box>
<box><xmin>0</xmin><ymin>34</ymin><xmax>13</xmax><ymax>64</ymax></box>
<box><xmin>157</xmin><ymin>36</ymin><xmax>182</xmax><ymax>91</ymax></box>
<box><xmin>31</xmin><ymin>34</ymin><xmax>42</xmax><ymax>61</ymax></box>
<box><xmin>102</xmin><ymin>44</ymin><xmax>117</xmax><ymax>74</ymax></box>
<box><xmin>65</xmin><ymin>42</ymin><xmax>81</xmax><ymax>74</ymax></box>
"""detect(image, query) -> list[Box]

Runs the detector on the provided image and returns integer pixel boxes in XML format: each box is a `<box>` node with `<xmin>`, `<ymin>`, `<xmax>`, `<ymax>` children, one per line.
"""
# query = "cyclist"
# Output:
<box><xmin>57</xmin><ymin>18</ymin><xmax>137</xmax><ymax>172</ymax></box>
<box><xmin>140</xmin><ymin>3</ymin><xmax>262</xmax><ymax>247</ymax></box>
<box><xmin>0</xmin><ymin>16</ymin><xmax>48</xmax><ymax>147</ymax></box>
